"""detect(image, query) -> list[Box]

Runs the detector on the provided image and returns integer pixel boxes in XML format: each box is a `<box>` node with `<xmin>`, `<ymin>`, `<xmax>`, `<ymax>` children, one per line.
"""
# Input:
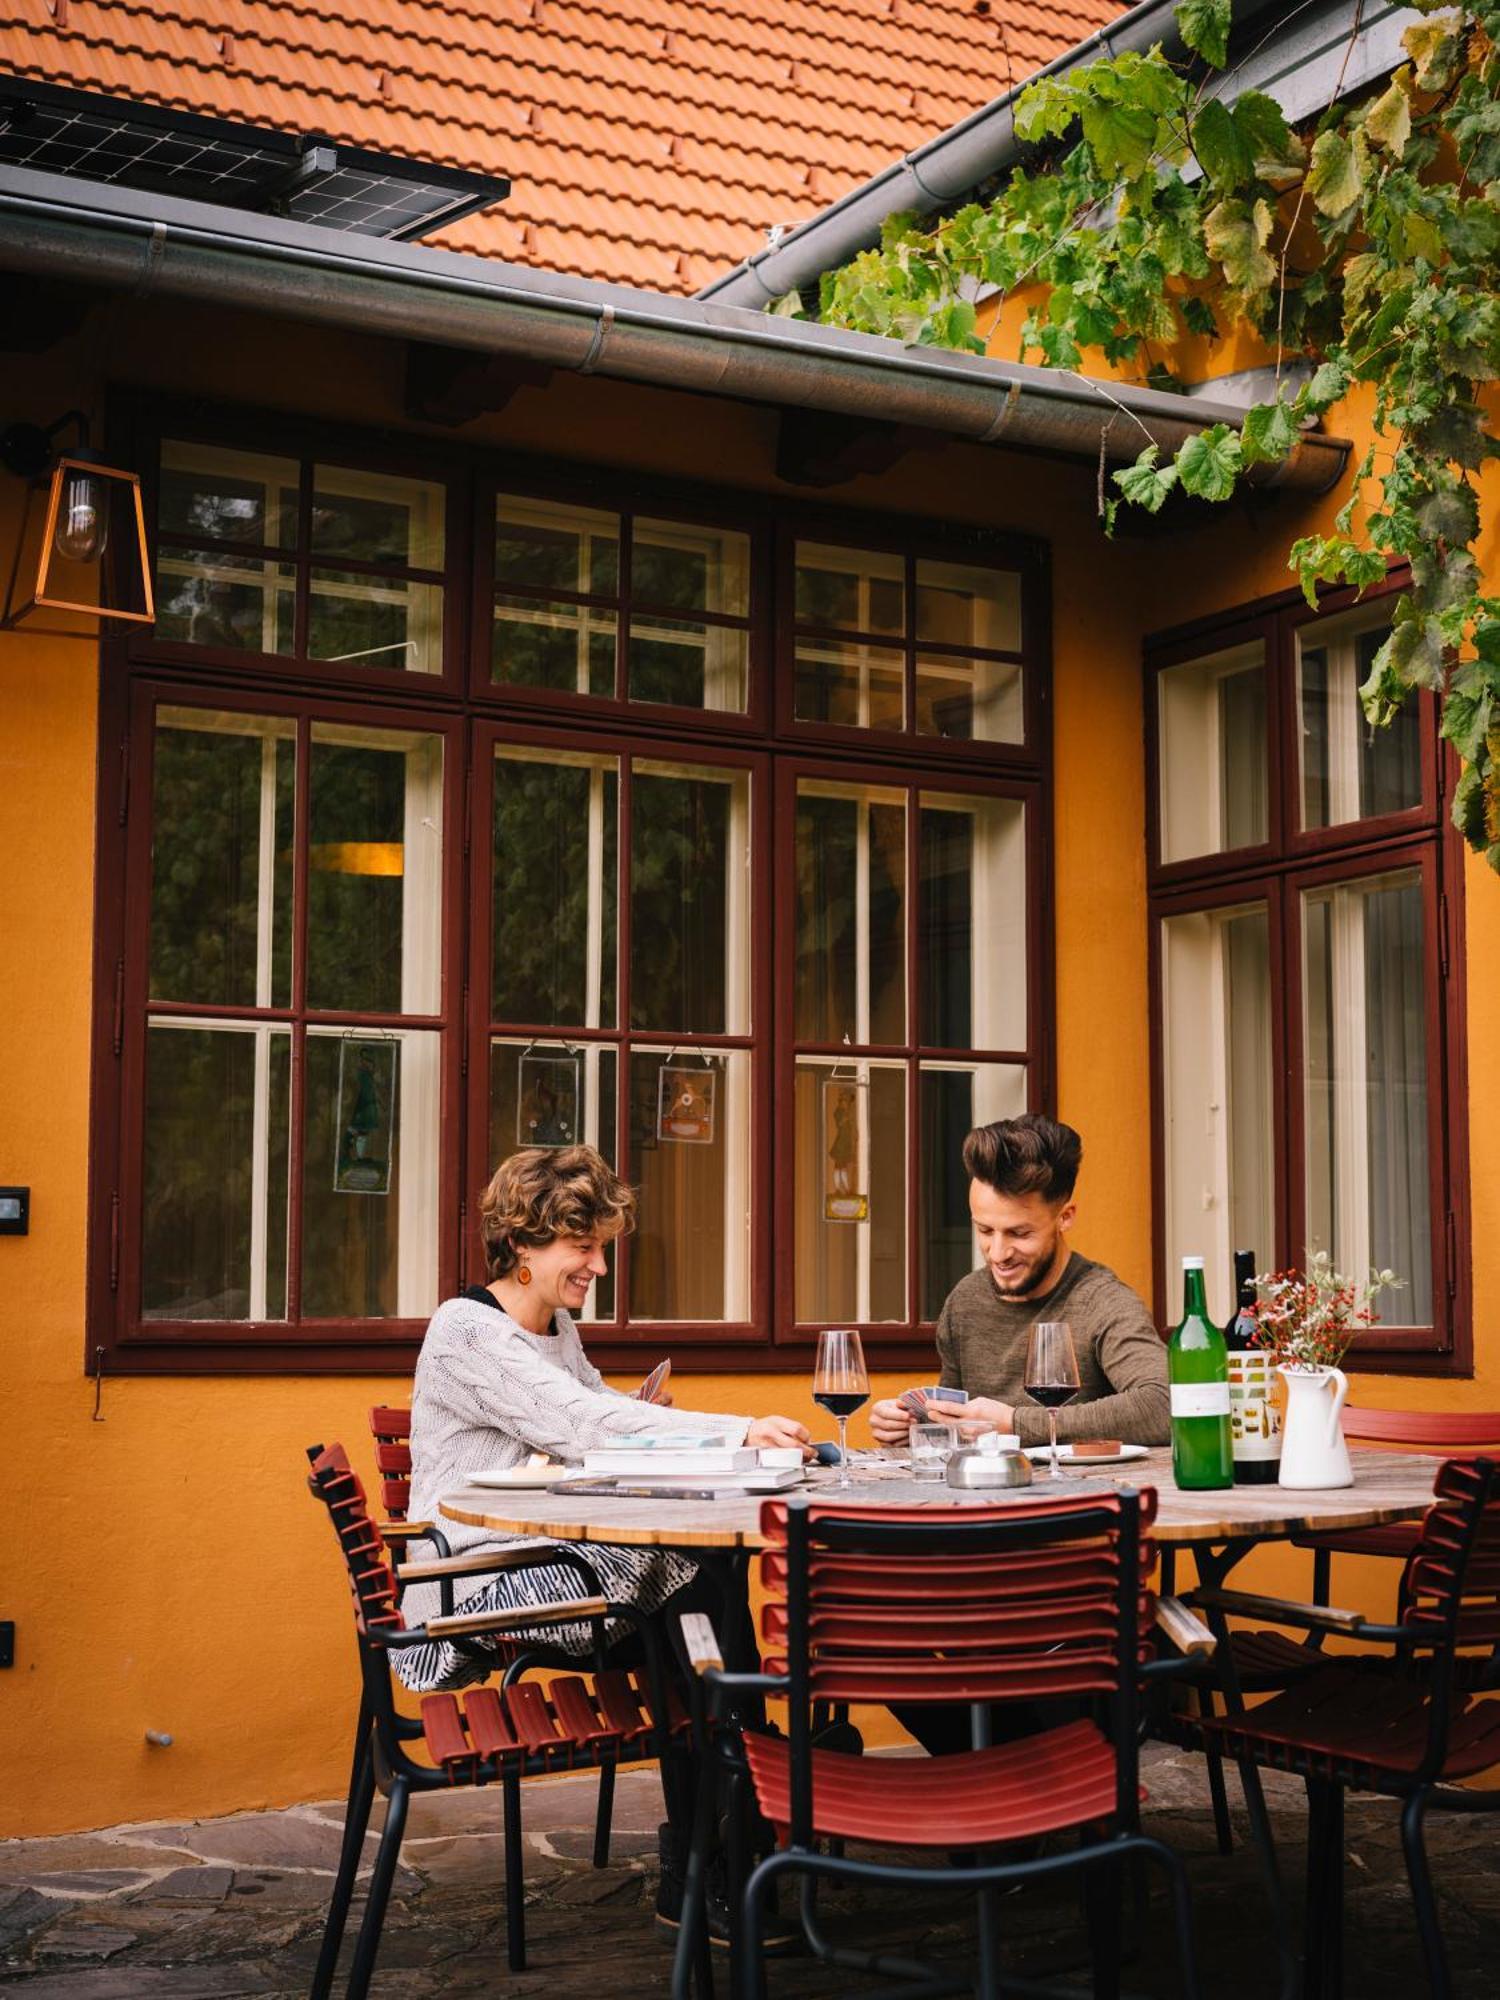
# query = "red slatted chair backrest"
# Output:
<box><xmin>307</xmin><ymin>1442</ymin><xmax>405</xmax><ymax>1642</ymax></box>
<box><xmin>1342</xmin><ymin>1406</ymin><xmax>1500</xmax><ymax>1453</ymax></box>
<box><xmin>368</xmin><ymin>1405</ymin><xmax>415</xmax><ymax>1522</ymax></box>
<box><xmin>1399</xmin><ymin>1456</ymin><xmax>1500</xmax><ymax>1656</ymax></box>
<box><xmin>757</xmin><ymin>1487</ymin><xmax>1157</xmax><ymax>1708</ymax></box>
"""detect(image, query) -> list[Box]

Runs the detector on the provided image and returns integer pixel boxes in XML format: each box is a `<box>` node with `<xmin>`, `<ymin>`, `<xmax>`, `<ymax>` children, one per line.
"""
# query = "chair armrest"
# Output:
<box><xmin>1190</xmin><ymin>1585</ymin><xmax>1410</xmax><ymax>1641</ymax></box>
<box><xmin>679</xmin><ymin>1610</ymin><xmax>724</xmax><ymax>1676</ymax></box>
<box><xmin>424</xmin><ymin>1593</ymin><xmax>608</xmax><ymax>1641</ymax></box>
<box><xmin>1155</xmin><ymin>1595</ymin><xmax>1217</xmax><ymax>1657</ymax></box>
<box><xmin>396</xmin><ymin>1546</ymin><xmax>580</xmax><ymax>1585</ymax></box>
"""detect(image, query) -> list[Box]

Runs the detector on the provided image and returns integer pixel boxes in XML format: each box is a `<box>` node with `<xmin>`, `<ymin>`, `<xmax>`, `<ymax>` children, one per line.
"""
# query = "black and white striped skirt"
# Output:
<box><xmin>393</xmin><ymin>1541</ymin><xmax>698</xmax><ymax>1693</ymax></box>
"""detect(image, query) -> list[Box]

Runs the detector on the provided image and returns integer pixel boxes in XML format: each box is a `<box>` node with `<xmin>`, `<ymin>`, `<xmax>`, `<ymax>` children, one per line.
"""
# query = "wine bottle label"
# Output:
<box><xmin>1228</xmin><ymin>1355</ymin><xmax>1282</xmax><ymax>1461</ymax></box>
<box><xmin>1170</xmin><ymin>1381</ymin><xmax>1230</xmax><ymax>1418</ymax></box>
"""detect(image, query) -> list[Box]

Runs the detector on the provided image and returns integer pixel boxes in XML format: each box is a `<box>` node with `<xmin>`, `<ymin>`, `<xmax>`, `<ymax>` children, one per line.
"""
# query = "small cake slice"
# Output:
<box><xmin>1071</xmin><ymin>1438</ymin><xmax>1122</xmax><ymax>1458</ymax></box>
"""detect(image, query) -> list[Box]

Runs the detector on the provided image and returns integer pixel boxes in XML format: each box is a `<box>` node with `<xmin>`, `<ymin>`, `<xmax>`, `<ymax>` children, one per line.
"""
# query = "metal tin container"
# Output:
<box><xmin>945</xmin><ymin>1442</ymin><xmax>1033</xmax><ymax>1489</ymax></box>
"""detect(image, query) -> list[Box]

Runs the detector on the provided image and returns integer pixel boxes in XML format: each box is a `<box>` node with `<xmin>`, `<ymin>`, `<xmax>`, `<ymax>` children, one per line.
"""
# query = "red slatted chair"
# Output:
<box><xmin>1193</xmin><ymin>1456</ymin><xmax>1500</xmax><ymax>1999</ymax></box>
<box><xmin>366</xmin><ymin>1403</ymin><xmax>622</xmax><ymax>1869</ymax></box>
<box><xmin>674</xmin><ymin>1488</ymin><xmax>1207</xmax><ymax>1999</ymax></box>
<box><xmin>306</xmin><ymin>1442</ymin><xmax>690</xmax><ymax>2000</ymax></box>
<box><xmin>1293</xmin><ymin>1406</ymin><xmax>1500</xmax><ymax>1607</ymax></box>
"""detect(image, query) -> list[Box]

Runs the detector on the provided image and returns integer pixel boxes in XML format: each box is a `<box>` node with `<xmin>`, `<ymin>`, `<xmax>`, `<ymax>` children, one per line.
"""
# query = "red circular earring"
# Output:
<box><xmin>516</xmin><ymin>1261</ymin><xmax>532</xmax><ymax>1287</ymax></box>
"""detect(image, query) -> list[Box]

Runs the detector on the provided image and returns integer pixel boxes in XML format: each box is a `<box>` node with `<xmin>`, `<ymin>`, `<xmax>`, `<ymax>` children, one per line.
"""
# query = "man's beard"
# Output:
<box><xmin>988</xmin><ymin>1243</ymin><xmax>1060</xmax><ymax>1298</ymax></box>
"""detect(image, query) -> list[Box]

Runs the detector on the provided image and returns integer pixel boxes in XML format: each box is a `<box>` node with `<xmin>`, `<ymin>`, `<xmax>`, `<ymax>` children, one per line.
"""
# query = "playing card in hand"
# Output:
<box><xmin>633</xmin><ymin>1358</ymin><xmax>671</xmax><ymax>1404</ymax></box>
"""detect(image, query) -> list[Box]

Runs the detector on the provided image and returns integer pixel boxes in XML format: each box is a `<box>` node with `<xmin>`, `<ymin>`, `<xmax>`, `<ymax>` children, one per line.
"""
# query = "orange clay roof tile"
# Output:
<box><xmin>0</xmin><ymin>0</ymin><xmax>1124</xmax><ymax>291</ymax></box>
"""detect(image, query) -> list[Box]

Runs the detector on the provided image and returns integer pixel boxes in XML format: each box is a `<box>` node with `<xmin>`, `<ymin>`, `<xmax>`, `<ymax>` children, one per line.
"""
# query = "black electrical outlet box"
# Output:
<box><xmin>0</xmin><ymin>1622</ymin><xmax>14</xmax><ymax>1668</ymax></box>
<box><xmin>0</xmin><ymin>1189</ymin><xmax>28</xmax><ymax>1235</ymax></box>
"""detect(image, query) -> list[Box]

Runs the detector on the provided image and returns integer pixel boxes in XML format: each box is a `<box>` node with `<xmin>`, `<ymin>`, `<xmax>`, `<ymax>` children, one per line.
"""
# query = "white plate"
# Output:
<box><xmin>1022</xmin><ymin>1443</ymin><xmax>1150</xmax><ymax>1465</ymax></box>
<box><xmin>468</xmin><ymin>1464</ymin><xmax>574</xmax><ymax>1489</ymax></box>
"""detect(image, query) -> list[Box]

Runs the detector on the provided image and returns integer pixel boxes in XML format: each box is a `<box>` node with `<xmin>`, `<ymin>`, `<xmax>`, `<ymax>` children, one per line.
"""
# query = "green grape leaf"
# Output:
<box><xmin>1203</xmin><ymin>196</ymin><xmax>1276</xmax><ymax>294</ymax></box>
<box><xmin>1193</xmin><ymin>99</ymin><xmax>1256</xmax><ymax>190</ymax></box>
<box><xmin>1240</xmin><ymin>397</ymin><xmax>1300</xmax><ymax>466</ymax></box>
<box><xmin>1079</xmin><ymin>98</ymin><xmax>1160</xmax><ymax>181</ymax></box>
<box><xmin>1402</xmin><ymin>13</ymin><xmax>1464</xmax><ymax>92</ymax></box>
<box><xmin>1175</xmin><ymin>0</ymin><xmax>1231</xmax><ymax>68</ymax></box>
<box><xmin>1114</xmin><ymin>445</ymin><xmax>1180</xmax><ymax>514</ymax></box>
<box><xmin>1365</xmin><ymin>74</ymin><xmax>1413</xmax><ymax>158</ymax></box>
<box><xmin>1307</xmin><ymin>129</ymin><xmax>1362</xmax><ymax>219</ymax></box>
<box><xmin>1176</xmin><ymin>423</ymin><xmax>1244</xmax><ymax>501</ymax></box>
<box><xmin>1181</xmin><ymin>294</ymin><xmax>1218</xmax><ymax>337</ymax></box>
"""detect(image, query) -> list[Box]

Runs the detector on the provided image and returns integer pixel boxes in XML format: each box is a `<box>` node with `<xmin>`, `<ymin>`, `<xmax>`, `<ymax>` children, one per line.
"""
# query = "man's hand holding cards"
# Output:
<box><xmin>897</xmin><ymin>1384</ymin><xmax>969</xmax><ymax>1420</ymax></box>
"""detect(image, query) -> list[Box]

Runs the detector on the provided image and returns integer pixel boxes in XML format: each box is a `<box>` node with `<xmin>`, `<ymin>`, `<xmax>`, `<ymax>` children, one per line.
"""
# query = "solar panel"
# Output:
<box><xmin>0</xmin><ymin>75</ymin><xmax>508</xmax><ymax>241</ymax></box>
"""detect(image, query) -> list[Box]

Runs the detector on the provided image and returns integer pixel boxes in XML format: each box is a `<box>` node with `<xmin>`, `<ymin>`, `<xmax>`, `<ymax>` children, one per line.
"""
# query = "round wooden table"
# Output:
<box><xmin>440</xmin><ymin>1445</ymin><xmax>1440</xmax><ymax>1551</ymax></box>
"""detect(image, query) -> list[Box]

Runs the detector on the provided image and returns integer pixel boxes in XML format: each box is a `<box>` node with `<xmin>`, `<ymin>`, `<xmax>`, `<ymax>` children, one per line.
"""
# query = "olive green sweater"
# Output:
<box><xmin>935</xmin><ymin>1252</ymin><xmax>1170</xmax><ymax>1447</ymax></box>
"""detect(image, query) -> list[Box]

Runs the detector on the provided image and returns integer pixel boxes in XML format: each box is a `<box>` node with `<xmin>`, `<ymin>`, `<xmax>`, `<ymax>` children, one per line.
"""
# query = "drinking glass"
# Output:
<box><xmin>1024</xmin><ymin>1320</ymin><xmax>1080</xmax><ymax>1479</ymax></box>
<box><xmin>812</xmin><ymin>1328</ymin><xmax>869</xmax><ymax>1489</ymax></box>
<box><xmin>909</xmin><ymin>1420</ymin><xmax>955</xmax><ymax>1483</ymax></box>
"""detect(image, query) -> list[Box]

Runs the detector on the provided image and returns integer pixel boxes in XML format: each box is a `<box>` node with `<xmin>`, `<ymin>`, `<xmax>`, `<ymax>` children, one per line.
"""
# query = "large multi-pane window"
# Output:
<box><xmin>1149</xmin><ymin>584</ymin><xmax>1465</xmax><ymax>1368</ymax></box>
<box><xmin>93</xmin><ymin>413</ymin><xmax>1047</xmax><ymax>1370</ymax></box>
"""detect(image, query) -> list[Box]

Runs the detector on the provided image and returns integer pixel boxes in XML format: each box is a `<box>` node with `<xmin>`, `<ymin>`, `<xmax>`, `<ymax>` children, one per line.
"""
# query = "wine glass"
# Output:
<box><xmin>1024</xmin><ymin>1321</ymin><xmax>1080</xmax><ymax>1479</ymax></box>
<box><xmin>812</xmin><ymin>1329</ymin><xmax>869</xmax><ymax>1489</ymax></box>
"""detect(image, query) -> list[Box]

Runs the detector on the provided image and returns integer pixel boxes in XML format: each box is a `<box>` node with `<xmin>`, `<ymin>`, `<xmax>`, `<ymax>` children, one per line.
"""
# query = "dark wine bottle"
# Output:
<box><xmin>1168</xmin><ymin>1257</ymin><xmax>1233</xmax><ymax>1490</ymax></box>
<box><xmin>1225</xmin><ymin>1248</ymin><xmax>1281</xmax><ymax>1486</ymax></box>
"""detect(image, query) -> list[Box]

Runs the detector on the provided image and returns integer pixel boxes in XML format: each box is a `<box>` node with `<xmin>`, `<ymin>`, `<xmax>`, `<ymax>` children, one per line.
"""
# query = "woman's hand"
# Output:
<box><xmin>747</xmin><ymin>1414</ymin><xmax>813</xmax><ymax>1457</ymax></box>
<box><xmin>869</xmin><ymin>1398</ymin><xmax>914</xmax><ymax>1446</ymax></box>
<box><xmin>933</xmin><ymin>1394</ymin><xmax>1016</xmax><ymax>1440</ymax></box>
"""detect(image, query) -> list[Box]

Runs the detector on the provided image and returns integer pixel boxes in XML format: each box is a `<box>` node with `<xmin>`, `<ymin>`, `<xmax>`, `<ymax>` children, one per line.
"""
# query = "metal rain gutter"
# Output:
<box><xmin>697</xmin><ymin>0</ymin><xmax>1416</xmax><ymax>310</ymax></box>
<box><xmin>0</xmin><ymin>165</ymin><xmax>1346</xmax><ymax>492</ymax></box>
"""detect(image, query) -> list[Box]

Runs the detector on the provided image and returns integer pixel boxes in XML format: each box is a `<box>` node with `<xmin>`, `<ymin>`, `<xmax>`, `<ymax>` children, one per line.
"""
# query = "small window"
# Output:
<box><xmin>1296</xmin><ymin>606</ymin><xmax>1422</xmax><ymax>829</ymax></box>
<box><xmin>1157</xmin><ymin>639</ymin><xmax>1269</xmax><ymax>862</ymax></box>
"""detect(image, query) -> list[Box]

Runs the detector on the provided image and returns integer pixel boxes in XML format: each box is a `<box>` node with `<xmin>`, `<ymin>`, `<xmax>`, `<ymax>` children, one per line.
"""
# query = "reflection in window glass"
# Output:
<box><xmin>142</xmin><ymin>1023</ymin><xmax>290</xmax><ymax>1321</ymax></box>
<box><xmin>311</xmin><ymin>467</ymin><xmax>445</xmax><ymax>570</ymax></box>
<box><xmin>306</xmin><ymin>726</ymin><xmax>444</xmax><ymax>1015</ymax></box>
<box><xmin>300</xmin><ymin>1028</ymin><xmax>441</xmax><ymax>1319</ymax></box>
<box><xmin>916</xmin><ymin>655</ymin><xmax>1023</xmax><ymax>743</ymax></box>
<box><xmin>628</xmin><ymin>1048</ymin><xmax>750</xmax><ymax>1320</ymax></box>
<box><xmin>628</xmin><ymin>621</ymin><xmax>747</xmax><ymax>712</ymax></box>
<box><xmin>794</xmin><ymin>783</ymin><xmax>906</xmax><ymax>1046</ymax></box>
<box><xmin>496</xmin><ymin>496</ymin><xmax>619</xmax><ymax>596</ymax></box>
<box><xmin>493</xmin><ymin>747</ymin><xmax>617</xmax><ymax>1030</ymax></box>
<box><xmin>1160</xmin><ymin>903</ymin><xmax>1274</xmax><ymax>1323</ymax></box>
<box><xmin>1298</xmin><ymin>612</ymin><xmax>1420</xmax><ymax>828</ymax></box>
<box><xmin>1303</xmin><ymin>871</ymin><xmax>1430</xmax><ymax>1324</ymax></box>
<box><xmin>916</xmin><ymin>559</ymin><xmax>1021</xmax><ymax>651</ymax></box>
<box><xmin>920</xmin><ymin>1062</ymin><xmax>1027</xmax><ymax>1318</ymax></box>
<box><xmin>159</xmin><ymin>441</ymin><xmax>298</xmax><ymax>549</ymax></box>
<box><xmin>794</xmin><ymin>639</ymin><xmax>905</xmax><ymax>730</ymax></box>
<box><xmin>920</xmin><ymin>793</ymin><xmax>1026</xmax><ymax>1049</ymax></box>
<box><xmin>493</xmin><ymin>597</ymin><xmax>617</xmax><ymax>695</ymax></box>
<box><xmin>1158</xmin><ymin>641</ymin><xmax>1268</xmax><ymax>862</ymax></box>
<box><xmin>307</xmin><ymin>571</ymin><xmax>443</xmax><ymax>675</ymax></box>
<box><xmin>154</xmin><ymin>551</ymin><xmax>295</xmax><ymax>655</ymax></box>
<box><xmin>490</xmin><ymin>1040</ymin><xmax>618</xmax><ymax>1318</ymax></box>
<box><xmin>150</xmin><ymin>709</ymin><xmax>295</xmax><ymax>1009</ymax></box>
<box><xmin>794</xmin><ymin>1058</ymin><xmax>905</xmax><ymax>1322</ymax></box>
<box><xmin>633</xmin><ymin>520</ymin><xmax>749</xmax><ymax>618</ymax></box>
<box><xmin>630</xmin><ymin>763</ymin><xmax>749</xmax><ymax>1035</ymax></box>
<box><xmin>795</xmin><ymin>542</ymin><xmax>904</xmax><ymax>634</ymax></box>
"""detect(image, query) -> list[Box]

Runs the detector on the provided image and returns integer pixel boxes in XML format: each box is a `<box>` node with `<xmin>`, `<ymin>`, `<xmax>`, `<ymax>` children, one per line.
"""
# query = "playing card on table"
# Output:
<box><xmin>633</xmin><ymin>1358</ymin><xmax>671</xmax><ymax>1404</ymax></box>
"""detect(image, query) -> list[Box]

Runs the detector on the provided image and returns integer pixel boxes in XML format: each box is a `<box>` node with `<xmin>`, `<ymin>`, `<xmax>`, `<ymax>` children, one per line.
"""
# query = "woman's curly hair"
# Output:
<box><xmin>478</xmin><ymin>1145</ymin><xmax>636</xmax><ymax>1280</ymax></box>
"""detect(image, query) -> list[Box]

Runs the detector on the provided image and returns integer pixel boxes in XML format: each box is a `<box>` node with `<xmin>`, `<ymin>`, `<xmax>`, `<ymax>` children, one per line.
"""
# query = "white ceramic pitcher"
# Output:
<box><xmin>1277</xmin><ymin>1365</ymin><xmax>1353</xmax><ymax>1489</ymax></box>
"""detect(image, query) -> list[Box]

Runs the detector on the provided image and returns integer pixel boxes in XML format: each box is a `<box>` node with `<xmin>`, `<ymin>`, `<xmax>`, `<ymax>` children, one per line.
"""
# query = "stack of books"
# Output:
<box><xmin>570</xmin><ymin>1435</ymin><xmax>801</xmax><ymax>1495</ymax></box>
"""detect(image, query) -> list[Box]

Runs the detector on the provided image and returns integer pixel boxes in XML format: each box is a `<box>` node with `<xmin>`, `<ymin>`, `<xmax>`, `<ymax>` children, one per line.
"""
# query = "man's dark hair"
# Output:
<box><xmin>962</xmin><ymin>1114</ymin><xmax>1082</xmax><ymax>1203</ymax></box>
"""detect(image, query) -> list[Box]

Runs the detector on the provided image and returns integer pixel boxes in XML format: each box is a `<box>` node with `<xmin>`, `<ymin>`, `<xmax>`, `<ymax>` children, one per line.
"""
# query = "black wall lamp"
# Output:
<box><xmin>1</xmin><ymin>410</ymin><xmax>154</xmax><ymax>630</ymax></box>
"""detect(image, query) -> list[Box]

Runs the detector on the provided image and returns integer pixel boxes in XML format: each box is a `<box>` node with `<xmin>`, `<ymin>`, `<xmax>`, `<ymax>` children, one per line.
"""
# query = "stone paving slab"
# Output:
<box><xmin>0</xmin><ymin>1750</ymin><xmax>1496</xmax><ymax>1996</ymax></box>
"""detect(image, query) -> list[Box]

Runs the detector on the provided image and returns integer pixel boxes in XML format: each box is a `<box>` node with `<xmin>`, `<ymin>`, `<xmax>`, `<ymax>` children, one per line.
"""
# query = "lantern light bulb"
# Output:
<box><xmin>53</xmin><ymin>466</ymin><xmax>109</xmax><ymax>563</ymax></box>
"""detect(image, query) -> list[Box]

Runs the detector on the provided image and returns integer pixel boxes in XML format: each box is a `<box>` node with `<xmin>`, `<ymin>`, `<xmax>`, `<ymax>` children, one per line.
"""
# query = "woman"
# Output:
<box><xmin>398</xmin><ymin>1144</ymin><xmax>809</xmax><ymax>1695</ymax></box>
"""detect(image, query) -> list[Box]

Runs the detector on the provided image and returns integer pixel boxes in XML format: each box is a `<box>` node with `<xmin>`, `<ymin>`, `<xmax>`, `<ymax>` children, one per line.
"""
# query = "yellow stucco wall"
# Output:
<box><xmin>0</xmin><ymin>294</ymin><xmax>1491</xmax><ymax>1837</ymax></box>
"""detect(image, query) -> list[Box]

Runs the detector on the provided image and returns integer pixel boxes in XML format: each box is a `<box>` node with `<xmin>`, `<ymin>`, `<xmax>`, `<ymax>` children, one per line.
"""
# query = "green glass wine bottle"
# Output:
<box><xmin>1169</xmin><ymin>1255</ymin><xmax>1233</xmax><ymax>1491</ymax></box>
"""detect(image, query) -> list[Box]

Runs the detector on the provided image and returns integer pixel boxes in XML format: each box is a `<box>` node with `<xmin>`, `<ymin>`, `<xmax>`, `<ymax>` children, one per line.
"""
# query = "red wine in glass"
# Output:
<box><xmin>1024</xmin><ymin>1321</ymin><xmax>1080</xmax><ymax>1478</ymax></box>
<box><xmin>812</xmin><ymin>1330</ymin><xmax>869</xmax><ymax>1488</ymax></box>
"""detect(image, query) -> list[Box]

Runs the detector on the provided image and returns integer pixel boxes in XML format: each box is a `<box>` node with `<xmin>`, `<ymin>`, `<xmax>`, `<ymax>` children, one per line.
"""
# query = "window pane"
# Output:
<box><xmin>920</xmin><ymin>1062</ymin><xmax>1028</xmax><ymax>1319</ymax></box>
<box><xmin>307</xmin><ymin>726</ymin><xmax>444</xmax><ymax>1015</ymax></box>
<box><xmin>490</xmin><ymin>1040</ymin><xmax>617</xmax><ymax>1319</ymax></box>
<box><xmin>142</xmin><ymin>1023</ymin><xmax>290</xmax><ymax>1320</ymax></box>
<box><xmin>793</xmin><ymin>1057</ymin><xmax>906</xmax><ymax>1322</ymax></box>
<box><xmin>628</xmin><ymin>1048</ymin><xmax>750</xmax><ymax>1320</ymax></box>
<box><xmin>155</xmin><ymin>550</ymin><xmax>295</xmax><ymax>654</ymax></box>
<box><xmin>159</xmin><ymin>441</ymin><xmax>298</xmax><ymax>549</ymax></box>
<box><xmin>916</xmin><ymin>559</ymin><xmax>1021</xmax><ymax>651</ymax></box>
<box><xmin>630</xmin><ymin>762</ymin><xmax>749</xmax><ymax>1034</ymax></box>
<box><xmin>1160</xmin><ymin>903</ymin><xmax>1274</xmax><ymax>1323</ymax></box>
<box><xmin>496</xmin><ymin>495</ymin><xmax>619</xmax><ymax>596</ymax></box>
<box><xmin>794</xmin><ymin>783</ymin><xmax>906</xmax><ymax>1046</ymax></box>
<box><xmin>1303</xmin><ymin>870</ymin><xmax>1431</xmax><ymax>1323</ymax></box>
<box><xmin>493</xmin><ymin>747</ymin><xmax>617</xmax><ymax>1030</ymax></box>
<box><xmin>150</xmin><ymin>709</ymin><xmax>294</xmax><ymax>1009</ymax></box>
<box><xmin>628</xmin><ymin>620</ymin><xmax>748</xmax><ymax>712</ymax></box>
<box><xmin>633</xmin><ymin>519</ymin><xmax>749</xmax><ymax>617</ymax></box>
<box><xmin>794</xmin><ymin>639</ymin><xmax>904</xmax><ymax>730</ymax></box>
<box><xmin>794</xmin><ymin>542</ymin><xmax>904</xmax><ymax>635</ymax></box>
<box><xmin>308</xmin><ymin>570</ymin><xmax>443</xmax><ymax>675</ymax></box>
<box><xmin>1158</xmin><ymin>641</ymin><xmax>1268</xmax><ymax>862</ymax></box>
<box><xmin>301</xmin><ymin>1028</ymin><xmax>440</xmax><ymax>1318</ymax></box>
<box><xmin>920</xmin><ymin>793</ymin><xmax>1026</xmax><ymax>1049</ymax></box>
<box><xmin>916</xmin><ymin>654</ymin><xmax>1023</xmax><ymax>744</ymax></box>
<box><xmin>1297</xmin><ymin>612</ymin><xmax>1421</xmax><ymax>828</ymax></box>
<box><xmin>311</xmin><ymin>467</ymin><xmax>445</xmax><ymax>569</ymax></box>
<box><xmin>493</xmin><ymin>597</ymin><xmax>617</xmax><ymax>694</ymax></box>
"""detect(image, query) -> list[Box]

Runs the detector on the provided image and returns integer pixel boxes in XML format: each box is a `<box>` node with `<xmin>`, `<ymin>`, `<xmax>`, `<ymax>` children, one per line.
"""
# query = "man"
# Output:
<box><xmin>870</xmin><ymin>1113</ymin><xmax>1169</xmax><ymax>1449</ymax></box>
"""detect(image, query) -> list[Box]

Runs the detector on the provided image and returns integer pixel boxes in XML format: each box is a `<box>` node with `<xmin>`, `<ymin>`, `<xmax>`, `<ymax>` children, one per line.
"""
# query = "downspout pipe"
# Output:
<box><xmin>0</xmin><ymin>166</ymin><xmax>1347</xmax><ymax>492</ymax></box>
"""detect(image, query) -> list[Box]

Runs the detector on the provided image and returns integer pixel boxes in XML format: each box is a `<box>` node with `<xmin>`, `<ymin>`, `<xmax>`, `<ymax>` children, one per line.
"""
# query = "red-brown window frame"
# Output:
<box><xmin>87</xmin><ymin>392</ymin><xmax>1053</xmax><ymax>1375</ymax></box>
<box><xmin>1145</xmin><ymin>572</ymin><xmax>1471</xmax><ymax>1374</ymax></box>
